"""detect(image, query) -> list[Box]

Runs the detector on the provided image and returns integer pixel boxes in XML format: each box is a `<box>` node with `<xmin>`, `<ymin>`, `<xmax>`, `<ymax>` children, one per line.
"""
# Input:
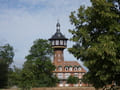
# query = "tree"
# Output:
<box><xmin>67</xmin><ymin>75</ymin><xmax>79</xmax><ymax>86</ymax></box>
<box><xmin>109</xmin><ymin>0</ymin><xmax>120</xmax><ymax>14</ymax></box>
<box><xmin>68</xmin><ymin>0</ymin><xmax>120</xmax><ymax>89</ymax></box>
<box><xmin>0</xmin><ymin>44</ymin><xmax>14</xmax><ymax>65</ymax></box>
<box><xmin>8</xmin><ymin>66</ymin><xmax>22</xmax><ymax>88</ymax></box>
<box><xmin>18</xmin><ymin>68</ymin><xmax>34</xmax><ymax>90</ymax></box>
<box><xmin>19</xmin><ymin>39</ymin><xmax>58</xmax><ymax>89</ymax></box>
<box><xmin>0</xmin><ymin>44</ymin><xmax>14</xmax><ymax>88</ymax></box>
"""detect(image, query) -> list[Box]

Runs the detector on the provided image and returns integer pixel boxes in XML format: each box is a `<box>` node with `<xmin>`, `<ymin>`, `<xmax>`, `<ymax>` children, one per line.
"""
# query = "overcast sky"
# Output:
<box><xmin>0</xmin><ymin>0</ymin><xmax>91</xmax><ymax>68</ymax></box>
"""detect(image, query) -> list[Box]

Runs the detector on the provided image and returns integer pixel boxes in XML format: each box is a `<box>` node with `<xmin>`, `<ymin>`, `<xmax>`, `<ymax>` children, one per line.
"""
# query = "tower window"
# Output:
<box><xmin>64</xmin><ymin>40</ymin><xmax>67</xmax><ymax>46</ymax></box>
<box><xmin>56</xmin><ymin>40</ymin><xmax>59</xmax><ymax>45</ymax></box>
<box><xmin>52</xmin><ymin>41</ymin><xmax>54</xmax><ymax>45</ymax></box>
<box><xmin>58</xmin><ymin>59</ymin><xmax>61</xmax><ymax>62</ymax></box>
<box><xmin>60</xmin><ymin>40</ymin><xmax>63</xmax><ymax>45</ymax></box>
<box><xmin>58</xmin><ymin>54</ymin><xmax>60</xmax><ymax>57</ymax></box>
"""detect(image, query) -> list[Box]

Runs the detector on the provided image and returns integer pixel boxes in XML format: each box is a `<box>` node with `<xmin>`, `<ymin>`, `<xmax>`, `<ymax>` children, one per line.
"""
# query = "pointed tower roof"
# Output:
<box><xmin>49</xmin><ymin>22</ymin><xmax>68</xmax><ymax>40</ymax></box>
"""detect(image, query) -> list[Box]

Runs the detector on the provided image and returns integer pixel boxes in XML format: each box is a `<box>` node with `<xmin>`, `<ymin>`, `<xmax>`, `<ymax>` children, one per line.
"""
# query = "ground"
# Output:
<box><xmin>0</xmin><ymin>87</ymin><xmax>97</xmax><ymax>90</ymax></box>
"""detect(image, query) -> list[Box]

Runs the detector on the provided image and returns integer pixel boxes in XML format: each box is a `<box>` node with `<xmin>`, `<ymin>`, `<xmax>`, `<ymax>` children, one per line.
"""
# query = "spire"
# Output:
<box><xmin>56</xmin><ymin>20</ymin><xmax>60</xmax><ymax>32</ymax></box>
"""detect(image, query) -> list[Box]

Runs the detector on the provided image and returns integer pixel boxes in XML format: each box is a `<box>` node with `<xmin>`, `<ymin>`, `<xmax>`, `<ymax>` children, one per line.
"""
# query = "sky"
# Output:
<box><xmin>0</xmin><ymin>0</ymin><xmax>91</xmax><ymax>68</ymax></box>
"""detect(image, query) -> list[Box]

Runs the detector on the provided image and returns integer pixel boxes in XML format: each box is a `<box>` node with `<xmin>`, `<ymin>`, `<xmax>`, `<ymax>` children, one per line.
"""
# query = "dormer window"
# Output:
<box><xmin>58</xmin><ymin>66</ymin><xmax>62</xmax><ymax>71</ymax></box>
<box><xmin>78</xmin><ymin>67</ymin><xmax>81</xmax><ymax>71</ymax></box>
<box><xmin>65</xmin><ymin>66</ymin><xmax>68</xmax><ymax>71</ymax></box>
<box><xmin>69</xmin><ymin>66</ymin><xmax>72</xmax><ymax>71</ymax></box>
<box><xmin>74</xmin><ymin>67</ymin><xmax>77</xmax><ymax>71</ymax></box>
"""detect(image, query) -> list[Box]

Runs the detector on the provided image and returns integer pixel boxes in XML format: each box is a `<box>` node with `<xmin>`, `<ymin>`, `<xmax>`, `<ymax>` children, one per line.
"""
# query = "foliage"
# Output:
<box><xmin>0</xmin><ymin>44</ymin><xmax>14</xmax><ymax>88</ymax></box>
<box><xmin>18</xmin><ymin>69</ymin><xmax>33</xmax><ymax>90</ymax></box>
<box><xmin>0</xmin><ymin>63</ymin><xmax>9</xmax><ymax>88</ymax></box>
<box><xmin>0</xmin><ymin>44</ymin><xmax>14</xmax><ymax>65</ymax></box>
<box><xmin>68</xmin><ymin>0</ymin><xmax>120</xmax><ymax>88</ymax></box>
<box><xmin>18</xmin><ymin>39</ymin><xmax>58</xmax><ymax>89</ymax></box>
<box><xmin>67</xmin><ymin>75</ymin><xmax>79</xmax><ymax>84</ymax></box>
<box><xmin>8</xmin><ymin>66</ymin><xmax>22</xmax><ymax>87</ymax></box>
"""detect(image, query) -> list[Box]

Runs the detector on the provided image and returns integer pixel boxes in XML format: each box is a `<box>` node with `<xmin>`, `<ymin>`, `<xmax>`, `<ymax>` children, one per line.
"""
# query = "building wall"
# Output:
<box><xmin>53</xmin><ymin>49</ymin><xmax>64</xmax><ymax>65</ymax></box>
<box><xmin>53</xmin><ymin>60</ymin><xmax>86</xmax><ymax>87</ymax></box>
<box><xmin>54</xmin><ymin>72</ymin><xmax>86</xmax><ymax>87</ymax></box>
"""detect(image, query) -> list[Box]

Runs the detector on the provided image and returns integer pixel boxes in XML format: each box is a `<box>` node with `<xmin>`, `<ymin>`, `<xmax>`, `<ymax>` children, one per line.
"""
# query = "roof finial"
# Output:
<box><xmin>56</xmin><ymin>19</ymin><xmax>60</xmax><ymax>32</ymax></box>
<box><xmin>57</xmin><ymin>19</ymin><xmax>59</xmax><ymax>23</ymax></box>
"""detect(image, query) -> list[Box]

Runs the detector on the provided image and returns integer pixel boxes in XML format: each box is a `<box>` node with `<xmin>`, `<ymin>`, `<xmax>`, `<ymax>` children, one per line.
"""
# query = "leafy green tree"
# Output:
<box><xmin>31</xmin><ymin>58</ymin><xmax>58</xmax><ymax>87</ymax></box>
<box><xmin>68</xmin><ymin>0</ymin><xmax>120</xmax><ymax>89</ymax></box>
<box><xmin>67</xmin><ymin>75</ymin><xmax>79</xmax><ymax>86</ymax></box>
<box><xmin>0</xmin><ymin>44</ymin><xmax>14</xmax><ymax>88</ymax></box>
<box><xmin>18</xmin><ymin>69</ymin><xmax>34</xmax><ymax>90</ymax></box>
<box><xmin>0</xmin><ymin>62</ymin><xmax>8</xmax><ymax>88</ymax></box>
<box><xmin>0</xmin><ymin>44</ymin><xmax>14</xmax><ymax>64</ymax></box>
<box><xmin>8</xmin><ymin>66</ymin><xmax>22</xmax><ymax>87</ymax></box>
<box><xmin>19</xmin><ymin>39</ymin><xmax>58</xmax><ymax>89</ymax></box>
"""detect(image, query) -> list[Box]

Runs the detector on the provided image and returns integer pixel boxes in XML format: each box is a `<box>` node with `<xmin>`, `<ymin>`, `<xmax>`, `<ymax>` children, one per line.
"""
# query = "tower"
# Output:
<box><xmin>49</xmin><ymin>22</ymin><xmax>68</xmax><ymax>65</ymax></box>
<box><xmin>49</xmin><ymin>22</ymin><xmax>86</xmax><ymax>87</ymax></box>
